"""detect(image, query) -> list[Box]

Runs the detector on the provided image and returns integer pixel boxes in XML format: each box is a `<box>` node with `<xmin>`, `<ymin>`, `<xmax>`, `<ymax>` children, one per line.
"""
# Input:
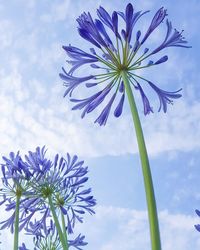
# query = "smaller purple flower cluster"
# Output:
<box><xmin>0</xmin><ymin>146</ymin><xmax>96</xmax><ymax>249</ymax></box>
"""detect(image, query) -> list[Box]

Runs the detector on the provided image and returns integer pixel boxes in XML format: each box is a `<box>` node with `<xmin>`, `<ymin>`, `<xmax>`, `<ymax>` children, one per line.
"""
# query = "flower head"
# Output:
<box><xmin>1</xmin><ymin>151</ymin><xmax>31</xmax><ymax>194</ymax></box>
<box><xmin>50</xmin><ymin>153</ymin><xmax>96</xmax><ymax>234</ymax></box>
<box><xmin>25</xmin><ymin>219</ymin><xmax>87</xmax><ymax>250</ymax></box>
<box><xmin>60</xmin><ymin>3</ymin><xmax>191</xmax><ymax>125</ymax></box>
<box><xmin>0</xmin><ymin>151</ymin><xmax>32</xmax><ymax>233</ymax></box>
<box><xmin>22</xmin><ymin>148</ymin><xmax>96</xmax><ymax>234</ymax></box>
<box><xmin>0</xmin><ymin>147</ymin><xmax>96</xmax><ymax>241</ymax></box>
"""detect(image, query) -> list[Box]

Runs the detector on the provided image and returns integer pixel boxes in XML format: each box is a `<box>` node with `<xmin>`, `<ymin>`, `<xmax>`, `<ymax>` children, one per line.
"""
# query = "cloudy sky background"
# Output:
<box><xmin>0</xmin><ymin>0</ymin><xmax>200</xmax><ymax>249</ymax></box>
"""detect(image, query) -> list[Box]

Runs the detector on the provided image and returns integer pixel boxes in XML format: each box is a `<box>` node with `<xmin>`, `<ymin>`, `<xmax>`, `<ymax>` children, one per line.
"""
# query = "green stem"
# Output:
<box><xmin>48</xmin><ymin>197</ymin><xmax>68</xmax><ymax>250</ymax></box>
<box><xmin>61</xmin><ymin>211</ymin><xmax>68</xmax><ymax>247</ymax></box>
<box><xmin>13</xmin><ymin>195</ymin><xmax>20</xmax><ymax>250</ymax></box>
<box><xmin>121</xmin><ymin>71</ymin><xmax>162</xmax><ymax>250</ymax></box>
<box><xmin>95</xmin><ymin>54</ymin><xmax>117</xmax><ymax>70</ymax></box>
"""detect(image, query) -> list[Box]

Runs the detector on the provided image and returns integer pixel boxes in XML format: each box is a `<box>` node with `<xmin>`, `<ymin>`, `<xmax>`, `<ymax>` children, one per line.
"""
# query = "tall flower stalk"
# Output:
<box><xmin>13</xmin><ymin>194</ymin><xmax>20</xmax><ymax>250</ymax></box>
<box><xmin>48</xmin><ymin>196</ymin><xmax>68</xmax><ymax>249</ymax></box>
<box><xmin>0</xmin><ymin>152</ymin><xmax>31</xmax><ymax>250</ymax></box>
<box><xmin>60</xmin><ymin>3</ymin><xmax>190</xmax><ymax>249</ymax></box>
<box><xmin>122</xmin><ymin>70</ymin><xmax>160</xmax><ymax>248</ymax></box>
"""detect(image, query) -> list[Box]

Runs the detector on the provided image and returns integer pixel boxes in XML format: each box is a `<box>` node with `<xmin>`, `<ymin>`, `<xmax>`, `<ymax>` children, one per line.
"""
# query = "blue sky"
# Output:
<box><xmin>0</xmin><ymin>0</ymin><xmax>200</xmax><ymax>249</ymax></box>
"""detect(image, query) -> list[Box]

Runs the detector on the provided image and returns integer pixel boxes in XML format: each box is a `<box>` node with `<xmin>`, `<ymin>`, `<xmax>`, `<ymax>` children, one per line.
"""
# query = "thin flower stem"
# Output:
<box><xmin>129</xmin><ymin>53</ymin><xmax>152</xmax><ymax>68</ymax></box>
<box><xmin>116</xmin><ymin>37</ymin><xmax>121</xmax><ymax>64</ymax></box>
<box><xmin>123</xmin><ymin>40</ymin><xmax>128</xmax><ymax>65</ymax></box>
<box><xmin>61</xmin><ymin>211</ymin><xmax>68</xmax><ymax>246</ymax></box>
<box><xmin>95</xmin><ymin>54</ymin><xmax>116</xmax><ymax>70</ymax></box>
<box><xmin>100</xmin><ymin>47</ymin><xmax>120</xmax><ymax>69</ymax></box>
<box><xmin>48</xmin><ymin>196</ymin><xmax>68</xmax><ymax>250</ymax></box>
<box><xmin>94</xmin><ymin>72</ymin><xmax>116</xmax><ymax>79</ymax></box>
<box><xmin>106</xmin><ymin>47</ymin><xmax>121</xmax><ymax>67</ymax></box>
<box><xmin>128</xmin><ymin>64</ymin><xmax>153</xmax><ymax>71</ymax></box>
<box><xmin>121</xmin><ymin>70</ymin><xmax>161</xmax><ymax>250</ymax></box>
<box><xmin>13</xmin><ymin>195</ymin><xmax>20</xmax><ymax>250</ymax></box>
<box><xmin>129</xmin><ymin>72</ymin><xmax>150</xmax><ymax>83</ymax></box>
<box><xmin>127</xmin><ymin>45</ymin><xmax>140</xmax><ymax>65</ymax></box>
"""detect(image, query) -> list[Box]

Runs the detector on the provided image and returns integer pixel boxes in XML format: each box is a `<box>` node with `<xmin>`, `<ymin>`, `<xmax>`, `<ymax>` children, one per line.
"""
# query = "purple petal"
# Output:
<box><xmin>114</xmin><ymin>93</ymin><xmax>125</xmax><ymax>117</ymax></box>
<box><xmin>154</xmin><ymin>55</ymin><xmax>168</xmax><ymax>65</ymax></box>
<box><xmin>151</xmin><ymin>19</ymin><xmax>191</xmax><ymax>54</ymax></box>
<box><xmin>195</xmin><ymin>209</ymin><xmax>200</xmax><ymax>217</ymax></box>
<box><xmin>148</xmin><ymin>81</ymin><xmax>182</xmax><ymax>112</ymax></box>
<box><xmin>95</xmin><ymin>93</ymin><xmax>116</xmax><ymax>126</ymax></box>
<box><xmin>141</xmin><ymin>7</ymin><xmax>167</xmax><ymax>44</ymax></box>
<box><xmin>135</xmin><ymin>83</ymin><xmax>153</xmax><ymax>115</ymax></box>
<box><xmin>78</xmin><ymin>28</ymin><xmax>101</xmax><ymax>49</ymax></box>
<box><xmin>195</xmin><ymin>224</ymin><xmax>200</xmax><ymax>232</ymax></box>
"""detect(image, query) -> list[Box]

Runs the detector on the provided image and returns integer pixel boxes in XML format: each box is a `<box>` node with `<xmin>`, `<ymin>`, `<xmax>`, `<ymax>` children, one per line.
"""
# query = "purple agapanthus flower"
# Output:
<box><xmin>0</xmin><ymin>147</ymin><xmax>96</xmax><ymax>243</ymax></box>
<box><xmin>0</xmin><ymin>151</ymin><xmax>33</xmax><ymax>233</ymax></box>
<box><xmin>60</xmin><ymin>3</ymin><xmax>191</xmax><ymax>125</ymax></box>
<box><xmin>1</xmin><ymin>151</ymin><xmax>31</xmax><ymax>193</ymax></box>
<box><xmin>22</xmin><ymin>147</ymin><xmax>96</xmax><ymax>234</ymax></box>
<box><xmin>68</xmin><ymin>234</ymin><xmax>88</xmax><ymax>250</ymax></box>
<box><xmin>26</xmin><ymin>219</ymin><xmax>87</xmax><ymax>250</ymax></box>
<box><xmin>0</xmin><ymin>147</ymin><xmax>52</xmax><ymax>233</ymax></box>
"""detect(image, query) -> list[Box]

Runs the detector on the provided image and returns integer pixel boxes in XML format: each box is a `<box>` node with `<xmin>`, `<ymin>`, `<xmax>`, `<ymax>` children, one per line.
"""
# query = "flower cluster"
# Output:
<box><xmin>0</xmin><ymin>146</ymin><xmax>96</xmax><ymax>249</ymax></box>
<box><xmin>60</xmin><ymin>3</ymin><xmax>190</xmax><ymax>125</ymax></box>
<box><xmin>25</xmin><ymin>219</ymin><xmax>87</xmax><ymax>250</ymax></box>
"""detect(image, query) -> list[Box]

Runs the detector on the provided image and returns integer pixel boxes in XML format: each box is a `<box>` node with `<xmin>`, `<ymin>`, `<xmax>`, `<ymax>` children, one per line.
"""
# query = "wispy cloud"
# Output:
<box><xmin>0</xmin><ymin>1</ymin><xmax>198</xmax><ymax>157</ymax></box>
<box><xmin>1</xmin><ymin>204</ymin><xmax>199</xmax><ymax>249</ymax></box>
<box><xmin>74</xmin><ymin>206</ymin><xmax>200</xmax><ymax>250</ymax></box>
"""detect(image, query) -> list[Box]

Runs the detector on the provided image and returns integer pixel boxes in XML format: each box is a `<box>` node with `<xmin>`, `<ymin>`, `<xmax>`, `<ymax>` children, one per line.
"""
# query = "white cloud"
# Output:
<box><xmin>143</xmin><ymin>99</ymin><xmax>200</xmax><ymax>156</ymax></box>
<box><xmin>0</xmin><ymin>20</ymin><xmax>14</xmax><ymax>49</ymax></box>
<box><xmin>40</xmin><ymin>0</ymin><xmax>102</xmax><ymax>23</ymax></box>
<box><xmin>40</xmin><ymin>0</ymin><xmax>71</xmax><ymax>22</ymax></box>
<box><xmin>0</xmin><ymin>1</ymin><xmax>199</xmax><ymax>249</ymax></box>
<box><xmin>0</xmin><ymin>64</ymin><xmax>200</xmax><ymax>159</ymax></box>
<box><xmin>74</xmin><ymin>206</ymin><xmax>200</xmax><ymax>250</ymax></box>
<box><xmin>1</xmin><ymin>201</ymin><xmax>199</xmax><ymax>249</ymax></box>
<box><xmin>0</xmin><ymin>0</ymin><xmax>198</xmax><ymax>159</ymax></box>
